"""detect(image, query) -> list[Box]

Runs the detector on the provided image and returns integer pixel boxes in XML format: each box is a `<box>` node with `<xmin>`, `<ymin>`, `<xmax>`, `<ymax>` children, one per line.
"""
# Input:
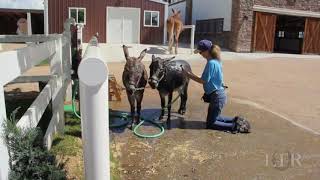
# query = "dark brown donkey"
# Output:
<box><xmin>122</xmin><ymin>45</ymin><xmax>148</xmax><ymax>128</ymax></box>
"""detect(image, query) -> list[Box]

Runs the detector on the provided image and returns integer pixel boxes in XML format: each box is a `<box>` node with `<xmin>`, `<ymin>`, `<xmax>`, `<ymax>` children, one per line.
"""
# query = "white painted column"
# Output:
<box><xmin>190</xmin><ymin>25</ymin><xmax>195</xmax><ymax>54</ymax></box>
<box><xmin>27</xmin><ymin>12</ymin><xmax>32</xmax><ymax>35</ymax></box>
<box><xmin>0</xmin><ymin>85</ymin><xmax>9</xmax><ymax>180</ymax></box>
<box><xmin>44</xmin><ymin>0</ymin><xmax>49</xmax><ymax>35</ymax></box>
<box><xmin>183</xmin><ymin>25</ymin><xmax>196</xmax><ymax>54</ymax></box>
<box><xmin>122</xmin><ymin>16</ymin><xmax>125</xmax><ymax>44</ymax></box>
<box><xmin>78</xmin><ymin>37</ymin><xmax>110</xmax><ymax>180</ymax></box>
<box><xmin>163</xmin><ymin>3</ymin><xmax>169</xmax><ymax>45</ymax></box>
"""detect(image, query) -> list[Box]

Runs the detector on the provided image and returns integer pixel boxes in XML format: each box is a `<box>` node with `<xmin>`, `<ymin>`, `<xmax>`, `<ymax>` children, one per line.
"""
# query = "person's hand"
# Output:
<box><xmin>180</xmin><ymin>65</ymin><xmax>188</xmax><ymax>76</ymax></box>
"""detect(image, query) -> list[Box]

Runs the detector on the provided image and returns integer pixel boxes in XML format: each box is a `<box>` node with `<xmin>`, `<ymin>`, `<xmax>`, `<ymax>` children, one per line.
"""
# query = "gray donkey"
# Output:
<box><xmin>122</xmin><ymin>45</ymin><xmax>148</xmax><ymax>129</ymax></box>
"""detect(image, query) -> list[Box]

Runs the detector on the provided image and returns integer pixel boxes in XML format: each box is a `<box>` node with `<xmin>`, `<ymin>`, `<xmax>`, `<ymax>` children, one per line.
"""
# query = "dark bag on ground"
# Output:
<box><xmin>202</xmin><ymin>93</ymin><xmax>211</xmax><ymax>103</ymax></box>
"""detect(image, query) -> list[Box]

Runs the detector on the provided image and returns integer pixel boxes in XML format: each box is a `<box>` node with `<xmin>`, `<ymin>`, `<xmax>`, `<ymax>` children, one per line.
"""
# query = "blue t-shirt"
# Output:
<box><xmin>201</xmin><ymin>59</ymin><xmax>224</xmax><ymax>94</ymax></box>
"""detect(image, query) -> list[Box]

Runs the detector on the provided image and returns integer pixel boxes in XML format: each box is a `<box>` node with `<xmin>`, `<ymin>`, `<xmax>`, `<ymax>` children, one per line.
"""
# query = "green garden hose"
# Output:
<box><xmin>71</xmin><ymin>80</ymin><xmax>82</xmax><ymax>119</ymax></box>
<box><xmin>66</xmin><ymin>79</ymin><xmax>171</xmax><ymax>138</ymax></box>
<box><xmin>133</xmin><ymin>118</ymin><xmax>165</xmax><ymax>138</ymax></box>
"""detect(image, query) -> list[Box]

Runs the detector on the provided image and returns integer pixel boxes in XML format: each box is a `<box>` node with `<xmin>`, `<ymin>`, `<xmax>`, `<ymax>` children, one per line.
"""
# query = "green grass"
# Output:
<box><xmin>50</xmin><ymin>134</ymin><xmax>82</xmax><ymax>156</ymax></box>
<box><xmin>110</xmin><ymin>152</ymin><xmax>121</xmax><ymax>180</ymax></box>
<box><xmin>36</xmin><ymin>59</ymin><xmax>49</xmax><ymax>66</ymax></box>
<box><xmin>51</xmin><ymin>114</ymin><xmax>82</xmax><ymax>157</ymax></box>
<box><xmin>51</xmin><ymin>113</ymin><xmax>121</xmax><ymax>179</ymax></box>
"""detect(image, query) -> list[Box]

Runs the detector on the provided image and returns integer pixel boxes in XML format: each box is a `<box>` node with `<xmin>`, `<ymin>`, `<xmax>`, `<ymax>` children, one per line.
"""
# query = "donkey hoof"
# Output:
<box><xmin>129</xmin><ymin>123</ymin><xmax>136</xmax><ymax>130</ymax></box>
<box><xmin>178</xmin><ymin>109</ymin><xmax>186</xmax><ymax>115</ymax></box>
<box><xmin>166</xmin><ymin>122</ymin><xmax>172</xmax><ymax>130</ymax></box>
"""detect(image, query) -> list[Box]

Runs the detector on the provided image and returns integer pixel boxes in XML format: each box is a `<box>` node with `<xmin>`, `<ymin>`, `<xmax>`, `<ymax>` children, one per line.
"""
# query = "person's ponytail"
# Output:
<box><xmin>210</xmin><ymin>44</ymin><xmax>221</xmax><ymax>61</ymax></box>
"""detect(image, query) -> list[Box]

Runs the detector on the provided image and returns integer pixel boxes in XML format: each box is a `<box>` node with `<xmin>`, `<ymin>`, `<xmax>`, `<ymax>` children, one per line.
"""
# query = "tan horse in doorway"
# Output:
<box><xmin>167</xmin><ymin>9</ymin><xmax>184</xmax><ymax>54</ymax></box>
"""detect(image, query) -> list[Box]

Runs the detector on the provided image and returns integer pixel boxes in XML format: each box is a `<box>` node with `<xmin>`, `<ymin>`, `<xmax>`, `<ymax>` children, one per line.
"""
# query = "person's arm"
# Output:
<box><xmin>185</xmin><ymin>70</ymin><xmax>205</xmax><ymax>84</ymax></box>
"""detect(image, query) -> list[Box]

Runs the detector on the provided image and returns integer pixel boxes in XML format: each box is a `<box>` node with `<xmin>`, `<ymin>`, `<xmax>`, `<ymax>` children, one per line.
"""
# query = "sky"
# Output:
<box><xmin>0</xmin><ymin>0</ymin><xmax>44</xmax><ymax>10</ymax></box>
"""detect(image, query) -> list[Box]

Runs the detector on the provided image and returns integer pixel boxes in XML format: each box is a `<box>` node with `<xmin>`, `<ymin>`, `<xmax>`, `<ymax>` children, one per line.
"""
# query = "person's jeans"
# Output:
<box><xmin>206</xmin><ymin>89</ymin><xmax>235</xmax><ymax>128</ymax></box>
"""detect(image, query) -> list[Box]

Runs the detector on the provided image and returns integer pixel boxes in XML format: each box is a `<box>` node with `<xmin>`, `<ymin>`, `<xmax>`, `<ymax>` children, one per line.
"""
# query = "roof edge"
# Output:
<box><xmin>253</xmin><ymin>5</ymin><xmax>320</xmax><ymax>18</ymax></box>
<box><xmin>149</xmin><ymin>0</ymin><xmax>169</xmax><ymax>5</ymax></box>
<box><xmin>0</xmin><ymin>8</ymin><xmax>44</xmax><ymax>13</ymax></box>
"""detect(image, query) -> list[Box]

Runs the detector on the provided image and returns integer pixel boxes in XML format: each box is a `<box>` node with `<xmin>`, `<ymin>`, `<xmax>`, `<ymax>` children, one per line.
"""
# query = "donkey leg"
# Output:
<box><xmin>175</xmin><ymin>32</ymin><xmax>181</xmax><ymax>55</ymax></box>
<box><xmin>159</xmin><ymin>92</ymin><xmax>166</xmax><ymax>121</ymax></box>
<box><xmin>168</xmin><ymin>33</ymin><xmax>174</xmax><ymax>54</ymax></box>
<box><xmin>178</xmin><ymin>82</ymin><xmax>189</xmax><ymax>115</ymax></box>
<box><xmin>127</xmin><ymin>92</ymin><xmax>136</xmax><ymax>129</ymax></box>
<box><xmin>167</xmin><ymin>92</ymin><xmax>173</xmax><ymax>130</ymax></box>
<box><xmin>136</xmin><ymin>92</ymin><xmax>144</xmax><ymax>124</ymax></box>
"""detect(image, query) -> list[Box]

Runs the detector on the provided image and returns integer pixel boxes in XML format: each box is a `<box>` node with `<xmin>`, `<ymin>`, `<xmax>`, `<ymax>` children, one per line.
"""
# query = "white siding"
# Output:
<box><xmin>168</xmin><ymin>1</ymin><xmax>186</xmax><ymax>24</ymax></box>
<box><xmin>192</xmin><ymin>0</ymin><xmax>232</xmax><ymax>31</ymax></box>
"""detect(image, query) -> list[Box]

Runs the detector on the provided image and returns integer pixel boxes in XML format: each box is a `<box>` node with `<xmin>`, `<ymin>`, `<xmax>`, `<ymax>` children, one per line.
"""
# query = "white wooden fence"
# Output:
<box><xmin>0</xmin><ymin>19</ymin><xmax>74</xmax><ymax>180</ymax></box>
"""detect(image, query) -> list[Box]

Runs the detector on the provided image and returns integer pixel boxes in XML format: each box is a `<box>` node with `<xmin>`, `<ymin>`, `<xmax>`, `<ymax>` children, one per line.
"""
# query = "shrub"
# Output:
<box><xmin>2</xmin><ymin>109</ymin><xmax>66</xmax><ymax>180</ymax></box>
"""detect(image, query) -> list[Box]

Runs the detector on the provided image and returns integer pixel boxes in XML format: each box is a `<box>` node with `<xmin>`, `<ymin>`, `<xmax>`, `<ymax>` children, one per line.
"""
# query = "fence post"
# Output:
<box><xmin>0</xmin><ymin>85</ymin><xmax>9</xmax><ymax>180</ymax></box>
<box><xmin>50</xmin><ymin>37</ymin><xmax>65</xmax><ymax>133</ymax></box>
<box><xmin>78</xmin><ymin>36</ymin><xmax>110</xmax><ymax>180</ymax></box>
<box><xmin>63</xmin><ymin>19</ymin><xmax>75</xmax><ymax>103</ymax></box>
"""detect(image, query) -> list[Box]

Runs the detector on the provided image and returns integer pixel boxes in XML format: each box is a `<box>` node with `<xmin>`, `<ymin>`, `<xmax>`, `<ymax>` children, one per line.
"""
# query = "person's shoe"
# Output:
<box><xmin>232</xmin><ymin>116</ymin><xmax>251</xmax><ymax>133</ymax></box>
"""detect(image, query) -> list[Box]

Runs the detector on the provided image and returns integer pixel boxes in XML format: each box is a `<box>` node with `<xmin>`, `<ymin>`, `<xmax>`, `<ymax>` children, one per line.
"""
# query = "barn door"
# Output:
<box><xmin>303</xmin><ymin>18</ymin><xmax>320</xmax><ymax>54</ymax></box>
<box><xmin>253</xmin><ymin>12</ymin><xmax>277</xmax><ymax>52</ymax></box>
<box><xmin>107</xmin><ymin>7</ymin><xmax>140</xmax><ymax>44</ymax></box>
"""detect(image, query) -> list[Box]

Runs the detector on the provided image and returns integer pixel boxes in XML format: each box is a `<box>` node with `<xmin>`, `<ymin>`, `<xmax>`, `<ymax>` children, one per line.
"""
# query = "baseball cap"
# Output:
<box><xmin>194</xmin><ymin>39</ymin><xmax>213</xmax><ymax>54</ymax></box>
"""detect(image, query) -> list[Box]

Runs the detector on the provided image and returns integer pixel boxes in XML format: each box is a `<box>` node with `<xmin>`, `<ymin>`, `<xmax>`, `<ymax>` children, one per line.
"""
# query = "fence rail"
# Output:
<box><xmin>0</xmin><ymin>34</ymin><xmax>62</xmax><ymax>43</ymax></box>
<box><xmin>0</xmin><ymin>19</ymin><xmax>75</xmax><ymax>180</ymax></box>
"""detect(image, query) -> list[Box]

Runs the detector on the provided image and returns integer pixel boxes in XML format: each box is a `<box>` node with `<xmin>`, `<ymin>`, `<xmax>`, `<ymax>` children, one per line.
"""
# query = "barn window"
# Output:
<box><xmin>144</xmin><ymin>11</ymin><xmax>159</xmax><ymax>27</ymax></box>
<box><xmin>69</xmin><ymin>7</ymin><xmax>86</xmax><ymax>24</ymax></box>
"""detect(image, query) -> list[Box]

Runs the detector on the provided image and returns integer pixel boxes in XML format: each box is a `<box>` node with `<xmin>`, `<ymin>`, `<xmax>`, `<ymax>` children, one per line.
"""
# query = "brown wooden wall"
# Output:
<box><xmin>48</xmin><ymin>0</ymin><xmax>165</xmax><ymax>44</ymax></box>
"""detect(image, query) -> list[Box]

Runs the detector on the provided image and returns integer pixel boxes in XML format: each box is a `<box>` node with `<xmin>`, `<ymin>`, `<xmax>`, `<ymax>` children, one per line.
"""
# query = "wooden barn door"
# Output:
<box><xmin>253</xmin><ymin>12</ymin><xmax>277</xmax><ymax>52</ymax></box>
<box><xmin>303</xmin><ymin>18</ymin><xmax>320</xmax><ymax>54</ymax></box>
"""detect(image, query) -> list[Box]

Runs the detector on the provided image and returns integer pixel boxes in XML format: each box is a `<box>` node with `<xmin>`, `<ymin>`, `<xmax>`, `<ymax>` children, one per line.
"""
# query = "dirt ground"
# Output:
<box><xmin>5</xmin><ymin>56</ymin><xmax>320</xmax><ymax>179</ymax></box>
<box><xmin>108</xmin><ymin>58</ymin><xmax>320</xmax><ymax>180</ymax></box>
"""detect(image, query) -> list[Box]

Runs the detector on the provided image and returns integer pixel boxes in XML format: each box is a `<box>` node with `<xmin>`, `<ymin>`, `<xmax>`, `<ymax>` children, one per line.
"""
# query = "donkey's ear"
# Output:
<box><xmin>163</xmin><ymin>56</ymin><xmax>175</xmax><ymax>65</ymax></box>
<box><xmin>177</xmin><ymin>10</ymin><xmax>181</xmax><ymax>14</ymax></box>
<box><xmin>152</xmin><ymin>55</ymin><xmax>156</xmax><ymax>61</ymax></box>
<box><xmin>122</xmin><ymin>45</ymin><xmax>129</xmax><ymax>60</ymax></box>
<box><xmin>165</xmin><ymin>56</ymin><xmax>175</xmax><ymax>62</ymax></box>
<box><xmin>138</xmin><ymin>48</ymin><xmax>147</xmax><ymax>61</ymax></box>
<box><xmin>172</xmin><ymin>9</ymin><xmax>175</xmax><ymax>14</ymax></box>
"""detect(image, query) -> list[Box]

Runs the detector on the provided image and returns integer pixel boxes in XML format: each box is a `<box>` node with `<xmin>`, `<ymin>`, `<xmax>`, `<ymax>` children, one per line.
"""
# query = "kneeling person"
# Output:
<box><xmin>182</xmin><ymin>40</ymin><xmax>251</xmax><ymax>133</ymax></box>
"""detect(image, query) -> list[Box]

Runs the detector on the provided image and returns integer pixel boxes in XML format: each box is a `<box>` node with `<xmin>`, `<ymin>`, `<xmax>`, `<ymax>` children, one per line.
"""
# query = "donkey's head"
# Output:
<box><xmin>171</xmin><ymin>9</ymin><xmax>181</xmax><ymax>19</ymax></box>
<box><xmin>122</xmin><ymin>45</ymin><xmax>147</xmax><ymax>90</ymax></box>
<box><xmin>148</xmin><ymin>55</ymin><xmax>175</xmax><ymax>89</ymax></box>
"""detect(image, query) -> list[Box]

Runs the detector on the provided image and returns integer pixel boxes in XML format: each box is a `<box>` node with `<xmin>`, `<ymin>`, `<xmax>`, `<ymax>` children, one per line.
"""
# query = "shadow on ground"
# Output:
<box><xmin>146</xmin><ymin>47</ymin><xmax>168</xmax><ymax>55</ymax></box>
